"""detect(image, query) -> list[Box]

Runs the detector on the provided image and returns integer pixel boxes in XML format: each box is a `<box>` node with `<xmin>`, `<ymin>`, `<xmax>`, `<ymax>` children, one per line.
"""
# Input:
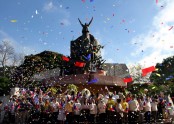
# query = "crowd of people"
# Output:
<box><xmin>0</xmin><ymin>87</ymin><xmax>174</xmax><ymax>124</ymax></box>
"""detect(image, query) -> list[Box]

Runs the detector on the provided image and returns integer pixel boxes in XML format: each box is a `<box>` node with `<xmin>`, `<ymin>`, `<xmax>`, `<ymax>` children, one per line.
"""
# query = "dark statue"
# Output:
<box><xmin>70</xmin><ymin>17</ymin><xmax>105</xmax><ymax>74</ymax></box>
<box><xmin>78</xmin><ymin>17</ymin><xmax>93</xmax><ymax>34</ymax></box>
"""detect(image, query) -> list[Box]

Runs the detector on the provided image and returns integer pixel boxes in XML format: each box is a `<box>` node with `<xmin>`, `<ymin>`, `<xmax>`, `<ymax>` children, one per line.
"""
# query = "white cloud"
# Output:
<box><xmin>43</xmin><ymin>1</ymin><xmax>70</xmax><ymax>18</ymax></box>
<box><xmin>43</xmin><ymin>2</ymin><xmax>71</xmax><ymax>27</ymax></box>
<box><xmin>43</xmin><ymin>2</ymin><xmax>57</xmax><ymax>12</ymax></box>
<box><xmin>130</xmin><ymin>0</ymin><xmax>174</xmax><ymax>67</ymax></box>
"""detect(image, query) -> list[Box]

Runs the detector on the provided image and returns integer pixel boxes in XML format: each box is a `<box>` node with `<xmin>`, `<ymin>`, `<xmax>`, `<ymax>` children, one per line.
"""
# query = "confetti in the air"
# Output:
<box><xmin>66</xmin><ymin>7</ymin><xmax>69</xmax><ymax>9</ymax></box>
<box><xmin>10</xmin><ymin>20</ymin><xmax>17</xmax><ymax>22</ymax></box>
<box><xmin>169</xmin><ymin>26</ymin><xmax>173</xmax><ymax>31</ymax></box>
<box><xmin>35</xmin><ymin>10</ymin><xmax>38</xmax><ymax>14</ymax></box>
<box><xmin>60</xmin><ymin>22</ymin><xmax>64</xmax><ymax>25</ymax></box>
<box><xmin>88</xmin><ymin>78</ymin><xmax>98</xmax><ymax>84</ymax></box>
<box><xmin>156</xmin><ymin>73</ymin><xmax>161</xmax><ymax>77</ymax></box>
<box><xmin>82</xmin><ymin>0</ymin><xmax>86</xmax><ymax>3</ymax></box>
<box><xmin>152</xmin><ymin>87</ymin><xmax>155</xmax><ymax>89</ymax></box>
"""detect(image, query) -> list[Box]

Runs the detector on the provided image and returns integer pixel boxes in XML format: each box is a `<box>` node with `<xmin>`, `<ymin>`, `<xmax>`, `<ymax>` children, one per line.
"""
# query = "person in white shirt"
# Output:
<box><xmin>50</xmin><ymin>99</ymin><xmax>59</xmax><ymax>124</ymax></box>
<box><xmin>151</xmin><ymin>99</ymin><xmax>158</xmax><ymax>123</ymax></box>
<box><xmin>98</xmin><ymin>99</ymin><xmax>106</xmax><ymax>123</ymax></box>
<box><xmin>73</xmin><ymin>99</ymin><xmax>81</xmax><ymax>123</ymax></box>
<box><xmin>116</xmin><ymin>99</ymin><xmax>124</xmax><ymax>124</ymax></box>
<box><xmin>137</xmin><ymin>96</ymin><xmax>145</xmax><ymax>124</ymax></box>
<box><xmin>89</xmin><ymin>99</ymin><xmax>97</xmax><ymax>123</ymax></box>
<box><xmin>81</xmin><ymin>99</ymin><xmax>90</xmax><ymax>123</ymax></box>
<box><xmin>58</xmin><ymin>99</ymin><xmax>66</xmax><ymax>124</ymax></box>
<box><xmin>144</xmin><ymin>96</ymin><xmax>151</xmax><ymax>123</ymax></box>
<box><xmin>128</xmin><ymin>94</ymin><xmax>139</xmax><ymax>124</ymax></box>
<box><xmin>112</xmin><ymin>91</ymin><xmax>119</xmax><ymax>102</ymax></box>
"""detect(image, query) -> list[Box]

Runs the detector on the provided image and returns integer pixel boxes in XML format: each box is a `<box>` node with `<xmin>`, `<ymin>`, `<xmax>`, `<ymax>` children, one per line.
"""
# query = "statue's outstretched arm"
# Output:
<box><xmin>88</xmin><ymin>17</ymin><xmax>93</xmax><ymax>26</ymax></box>
<box><xmin>78</xmin><ymin>18</ymin><xmax>83</xmax><ymax>27</ymax></box>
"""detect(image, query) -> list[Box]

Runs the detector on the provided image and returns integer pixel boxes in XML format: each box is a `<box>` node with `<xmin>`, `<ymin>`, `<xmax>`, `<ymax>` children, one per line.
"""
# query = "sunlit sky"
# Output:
<box><xmin>0</xmin><ymin>0</ymin><xmax>174</xmax><ymax>68</ymax></box>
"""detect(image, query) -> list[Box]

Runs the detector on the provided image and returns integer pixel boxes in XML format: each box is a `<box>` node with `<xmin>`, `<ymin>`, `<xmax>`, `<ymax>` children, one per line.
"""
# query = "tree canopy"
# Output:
<box><xmin>149</xmin><ymin>56</ymin><xmax>174</xmax><ymax>95</ymax></box>
<box><xmin>11</xmin><ymin>50</ymin><xmax>64</xmax><ymax>87</ymax></box>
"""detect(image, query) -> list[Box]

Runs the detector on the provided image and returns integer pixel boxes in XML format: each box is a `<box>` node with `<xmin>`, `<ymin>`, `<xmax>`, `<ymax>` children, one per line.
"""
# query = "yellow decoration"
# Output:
<box><xmin>47</xmin><ymin>87</ymin><xmax>57</xmax><ymax>95</ymax></box>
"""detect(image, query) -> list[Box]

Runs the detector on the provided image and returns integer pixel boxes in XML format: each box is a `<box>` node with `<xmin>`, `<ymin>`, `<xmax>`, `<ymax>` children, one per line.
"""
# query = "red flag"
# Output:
<box><xmin>123</xmin><ymin>77</ymin><xmax>133</xmax><ymax>83</ymax></box>
<box><xmin>62</xmin><ymin>56</ymin><xmax>70</xmax><ymax>62</ymax></box>
<box><xmin>74</xmin><ymin>61</ymin><xmax>85</xmax><ymax>67</ymax></box>
<box><xmin>142</xmin><ymin>66</ymin><xmax>155</xmax><ymax>76</ymax></box>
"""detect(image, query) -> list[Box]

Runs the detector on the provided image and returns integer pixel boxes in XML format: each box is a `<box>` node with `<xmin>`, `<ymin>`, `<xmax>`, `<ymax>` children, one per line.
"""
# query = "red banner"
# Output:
<box><xmin>62</xmin><ymin>56</ymin><xmax>70</xmax><ymax>61</ymax></box>
<box><xmin>123</xmin><ymin>77</ymin><xmax>133</xmax><ymax>83</ymax></box>
<box><xmin>142</xmin><ymin>66</ymin><xmax>155</xmax><ymax>76</ymax></box>
<box><xmin>74</xmin><ymin>61</ymin><xmax>85</xmax><ymax>67</ymax></box>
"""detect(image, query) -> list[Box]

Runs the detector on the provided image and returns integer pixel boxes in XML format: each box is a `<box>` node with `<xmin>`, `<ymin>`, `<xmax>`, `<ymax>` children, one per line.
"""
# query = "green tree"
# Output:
<box><xmin>150</xmin><ymin>56</ymin><xmax>174</xmax><ymax>95</ymax></box>
<box><xmin>0</xmin><ymin>77</ymin><xmax>11</xmax><ymax>95</ymax></box>
<box><xmin>11</xmin><ymin>51</ymin><xmax>64</xmax><ymax>87</ymax></box>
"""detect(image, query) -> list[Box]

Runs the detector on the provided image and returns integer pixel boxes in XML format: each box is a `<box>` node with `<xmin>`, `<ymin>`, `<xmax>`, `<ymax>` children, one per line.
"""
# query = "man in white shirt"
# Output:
<box><xmin>128</xmin><ymin>95</ymin><xmax>139</xmax><ymax>124</ymax></box>
<box><xmin>50</xmin><ymin>99</ymin><xmax>59</xmax><ymax>123</ymax></box>
<box><xmin>151</xmin><ymin>99</ymin><xmax>158</xmax><ymax>123</ymax></box>
<box><xmin>89</xmin><ymin>99</ymin><xmax>97</xmax><ymax>123</ymax></box>
<box><xmin>144</xmin><ymin>97</ymin><xmax>151</xmax><ymax>123</ymax></box>
<box><xmin>73</xmin><ymin>99</ymin><xmax>81</xmax><ymax>123</ymax></box>
<box><xmin>116</xmin><ymin>99</ymin><xmax>124</xmax><ymax>123</ymax></box>
<box><xmin>98</xmin><ymin>99</ymin><xmax>106</xmax><ymax>123</ymax></box>
<box><xmin>112</xmin><ymin>91</ymin><xmax>119</xmax><ymax>102</ymax></box>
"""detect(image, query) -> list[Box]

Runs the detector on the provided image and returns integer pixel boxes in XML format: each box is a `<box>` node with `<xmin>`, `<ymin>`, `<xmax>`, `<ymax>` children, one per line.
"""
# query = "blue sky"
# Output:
<box><xmin>0</xmin><ymin>0</ymin><xmax>174</xmax><ymax>68</ymax></box>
